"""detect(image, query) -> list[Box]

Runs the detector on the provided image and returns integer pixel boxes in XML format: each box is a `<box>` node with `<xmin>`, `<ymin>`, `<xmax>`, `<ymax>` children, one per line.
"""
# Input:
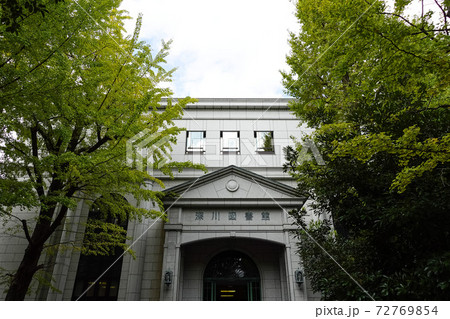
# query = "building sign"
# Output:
<box><xmin>190</xmin><ymin>211</ymin><xmax>272</xmax><ymax>223</ymax></box>
<box><xmin>211</xmin><ymin>211</ymin><xmax>220</xmax><ymax>221</ymax></box>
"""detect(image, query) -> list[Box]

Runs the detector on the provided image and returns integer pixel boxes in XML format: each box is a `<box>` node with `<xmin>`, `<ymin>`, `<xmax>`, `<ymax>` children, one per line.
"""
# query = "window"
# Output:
<box><xmin>72</xmin><ymin>195</ymin><xmax>128</xmax><ymax>301</ymax></box>
<box><xmin>186</xmin><ymin>131</ymin><xmax>206</xmax><ymax>152</ymax></box>
<box><xmin>221</xmin><ymin>131</ymin><xmax>240</xmax><ymax>152</ymax></box>
<box><xmin>255</xmin><ymin>131</ymin><xmax>274</xmax><ymax>152</ymax></box>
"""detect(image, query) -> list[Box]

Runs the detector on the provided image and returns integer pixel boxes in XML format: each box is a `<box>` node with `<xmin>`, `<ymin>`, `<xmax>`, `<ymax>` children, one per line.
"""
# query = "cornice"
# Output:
<box><xmin>159</xmin><ymin>98</ymin><xmax>294</xmax><ymax>110</ymax></box>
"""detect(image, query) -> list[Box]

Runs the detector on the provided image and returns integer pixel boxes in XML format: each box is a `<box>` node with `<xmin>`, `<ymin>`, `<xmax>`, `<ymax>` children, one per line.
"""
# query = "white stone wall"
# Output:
<box><xmin>167</xmin><ymin>109</ymin><xmax>309</xmax><ymax>172</ymax></box>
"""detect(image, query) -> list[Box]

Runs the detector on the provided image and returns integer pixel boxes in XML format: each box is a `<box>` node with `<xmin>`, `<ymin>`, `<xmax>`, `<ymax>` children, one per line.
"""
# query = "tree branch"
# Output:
<box><xmin>380</xmin><ymin>11</ymin><xmax>420</xmax><ymax>29</ymax></box>
<box><xmin>49</xmin><ymin>187</ymin><xmax>77</xmax><ymax>234</ymax></box>
<box><xmin>433</xmin><ymin>0</ymin><xmax>448</xmax><ymax>34</ymax></box>
<box><xmin>0</xmin><ymin>15</ymin><xmax>86</xmax><ymax>90</ymax></box>
<box><xmin>66</xmin><ymin>120</ymin><xmax>84</xmax><ymax>153</ymax></box>
<box><xmin>1</xmin><ymin>34</ymin><xmax>73</xmax><ymax>90</ymax></box>
<box><xmin>379</xmin><ymin>10</ymin><xmax>444</xmax><ymax>39</ymax></box>
<box><xmin>376</xmin><ymin>31</ymin><xmax>433</xmax><ymax>63</ymax></box>
<box><xmin>97</xmin><ymin>63</ymin><xmax>126</xmax><ymax>111</ymax></box>
<box><xmin>77</xmin><ymin>135</ymin><xmax>111</xmax><ymax>154</ymax></box>
<box><xmin>30</xmin><ymin>126</ymin><xmax>45</xmax><ymax>199</ymax></box>
<box><xmin>35</xmin><ymin>264</ymin><xmax>45</xmax><ymax>272</ymax></box>
<box><xmin>21</xmin><ymin>219</ymin><xmax>32</xmax><ymax>244</ymax></box>
<box><xmin>35</xmin><ymin>121</ymin><xmax>57</xmax><ymax>154</ymax></box>
<box><xmin>0</xmin><ymin>45</ymin><xmax>25</xmax><ymax>69</ymax></box>
<box><xmin>5</xmin><ymin>213</ymin><xmax>33</xmax><ymax>244</ymax></box>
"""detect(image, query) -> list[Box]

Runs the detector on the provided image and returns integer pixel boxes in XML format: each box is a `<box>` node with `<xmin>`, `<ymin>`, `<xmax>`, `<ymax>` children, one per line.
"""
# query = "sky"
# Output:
<box><xmin>119</xmin><ymin>0</ymin><xmax>299</xmax><ymax>98</ymax></box>
<box><xmin>118</xmin><ymin>0</ymin><xmax>443</xmax><ymax>99</ymax></box>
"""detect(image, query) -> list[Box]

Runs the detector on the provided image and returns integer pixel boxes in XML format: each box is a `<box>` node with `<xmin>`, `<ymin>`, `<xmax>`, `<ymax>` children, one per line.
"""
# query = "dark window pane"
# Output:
<box><xmin>109</xmin><ymin>281</ymin><xmax>118</xmax><ymax>297</ymax></box>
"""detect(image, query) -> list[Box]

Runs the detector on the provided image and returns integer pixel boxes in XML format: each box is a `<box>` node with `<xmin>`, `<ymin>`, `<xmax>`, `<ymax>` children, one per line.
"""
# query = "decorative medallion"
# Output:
<box><xmin>226</xmin><ymin>179</ymin><xmax>239</xmax><ymax>192</ymax></box>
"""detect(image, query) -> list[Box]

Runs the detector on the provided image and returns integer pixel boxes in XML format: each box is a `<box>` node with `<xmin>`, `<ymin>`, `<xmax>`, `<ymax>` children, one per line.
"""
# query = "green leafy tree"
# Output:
<box><xmin>283</xmin><ymin>0</ymin><xmax>450</xmax><ymax>300</ymax></box>
<box><xmin>0</xmin><ymin>0</ymin><xmax>65</xmax><ymax>33</ymax></box>
<box><xmin>0</xmin><ymin>0</ymin><xmax>204</xmax><ymax>300</ymax></box>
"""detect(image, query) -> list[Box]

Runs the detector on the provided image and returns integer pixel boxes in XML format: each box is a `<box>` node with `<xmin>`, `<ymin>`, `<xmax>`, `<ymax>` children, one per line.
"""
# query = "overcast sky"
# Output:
<box><xmin>119</xmin><ymin>0</ymin><xmax>442</xmax><ymax>99</ymax></box>
<box><xmin>119</xmin><ymin>0</ymin><xmax>299</xmax><ymax>98</ymax></box>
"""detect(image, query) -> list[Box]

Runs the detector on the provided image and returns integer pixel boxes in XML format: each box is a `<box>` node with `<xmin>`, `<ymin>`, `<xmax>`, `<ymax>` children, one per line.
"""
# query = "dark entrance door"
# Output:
<box><xmin>216</xmin><ymin>281</ymin><xmax>247</xmax><ymax>300</ymax></box>
<box><xmin>203</xmin><ymin>251</ymin><xmax>261</xmax><ymax>301</ymax></box>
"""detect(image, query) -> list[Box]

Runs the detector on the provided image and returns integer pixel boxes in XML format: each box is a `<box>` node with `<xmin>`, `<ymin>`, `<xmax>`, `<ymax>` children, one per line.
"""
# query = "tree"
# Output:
<box><xmin>0</xmin><ymin>0</ymin><xmax>203</xmax><ymax>300</ymax></box>
<box><xmin>0</xmin><ymin>0</ymin><xmax>64</xmax><ymax>33</ymax></box>
<box><xmin>262</xmin><ymin>133</ymin><xmax>274</xmax><ymax>152</ymax></box>
<box><xmin>283</xmin><ymin>0</ymin><xmax>450</xmax><ymax>300</ymax></box>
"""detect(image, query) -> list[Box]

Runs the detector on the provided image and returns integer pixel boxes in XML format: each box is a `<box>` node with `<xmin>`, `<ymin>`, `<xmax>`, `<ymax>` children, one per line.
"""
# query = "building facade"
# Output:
<box><xmin>0</xmin><ymin>98</ymin><xmax>320</xmax><ymax>301</ymax></box>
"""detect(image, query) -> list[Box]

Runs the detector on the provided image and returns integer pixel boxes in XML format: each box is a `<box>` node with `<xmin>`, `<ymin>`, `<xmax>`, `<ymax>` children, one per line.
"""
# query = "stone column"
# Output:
<box><xmin>160</xmin><ymin>228</ymin><xmax>182</xmax><ymax>300</ymax></box>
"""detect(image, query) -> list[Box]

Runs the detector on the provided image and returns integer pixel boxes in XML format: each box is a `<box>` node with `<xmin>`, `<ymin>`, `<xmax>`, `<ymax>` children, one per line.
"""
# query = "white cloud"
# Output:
<box><xmin>120</xmin><ymin>0</ymin><xmax>299</xmax><ymax>98</ymax></box>
<box><xmin>120</xmin><ymin>0</ymin><xmax>443</xmax><ymax>99</ymax></box>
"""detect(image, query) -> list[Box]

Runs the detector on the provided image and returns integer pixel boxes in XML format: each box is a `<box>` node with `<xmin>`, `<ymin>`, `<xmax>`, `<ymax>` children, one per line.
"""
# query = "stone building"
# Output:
<box><xmin>0</xmin><ymin>98</ymin><xmax>320</xmax><ymax>301</ymax></box>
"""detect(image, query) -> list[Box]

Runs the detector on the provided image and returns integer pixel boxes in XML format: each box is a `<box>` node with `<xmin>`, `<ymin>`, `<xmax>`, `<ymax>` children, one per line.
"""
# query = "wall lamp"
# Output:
<box><xmin>295</xmin><ymin>270</ymin><xmax>304</xmax><ymax>286</ymax></box>
<box><xmin>164</xmin><ymin>271</ymin><xmax>173</xmax><ymax>286</ymax></box>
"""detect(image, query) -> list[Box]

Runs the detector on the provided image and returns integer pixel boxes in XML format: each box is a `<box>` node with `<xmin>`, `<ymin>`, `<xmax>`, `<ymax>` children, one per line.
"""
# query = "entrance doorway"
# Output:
<box><xmin>203</xmin><ymin>250</ymin><xmax>261</xmax><ymax>301</ymax></box>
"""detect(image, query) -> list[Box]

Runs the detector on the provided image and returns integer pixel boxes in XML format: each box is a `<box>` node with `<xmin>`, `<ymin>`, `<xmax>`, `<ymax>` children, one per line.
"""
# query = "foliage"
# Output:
<box><xmin>283</xmin><ymin>0</ymin><xmax>450</xmax><ymax>300</ymax></box>
<box><xmin>0</xmin><ymin>0</ymin><xmax>64</xmax><ymax>33</ymax></box>
<box><xmin>262</xmin><ymin>132</ymin><xmax>274</xmax><ymax>152</ymax></box>
<box><xmin>0</xmin><ymin>0</ymin><xmax>204</xmax><ymax>300</ymax></box>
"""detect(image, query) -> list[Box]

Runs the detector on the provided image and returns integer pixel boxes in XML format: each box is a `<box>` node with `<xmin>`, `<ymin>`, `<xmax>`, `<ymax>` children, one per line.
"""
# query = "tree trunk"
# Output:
<box><xmin>5</xmin><ymin>202</ymin><xmax>70</xmax><ymax>300</ymax></box>
<box><xmin>5</xmin><ymin>242</ymin><xmax>44</xmax><ymax>300</ymax></box>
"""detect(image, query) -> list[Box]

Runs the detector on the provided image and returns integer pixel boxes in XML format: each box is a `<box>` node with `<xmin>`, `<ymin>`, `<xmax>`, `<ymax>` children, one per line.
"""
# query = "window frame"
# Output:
<box><xmin>186</xmin><ymin>130</ymin><xmax>206</xmax><ymax>153</ymax></box>
<box><xmin>254</xmin><ymin>131</ymin><xmax>274</xmax><ymax>153</ymax></box>
<box><xmin>220</xmin><ymin>131</ymin><xmax>240</xmax><ymax>153</ymax></box>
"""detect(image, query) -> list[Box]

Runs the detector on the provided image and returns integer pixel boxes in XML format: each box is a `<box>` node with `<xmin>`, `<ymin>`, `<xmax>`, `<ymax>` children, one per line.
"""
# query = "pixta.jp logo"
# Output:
<box><xmin>297</xmin><ymin>139</ymin><xmax>325</xmax><ymax>165</ymax></box>
<box><xmin>126</xmin><ymin>129</ymin><xmax>172</xmax><ymax>172</ymax></box>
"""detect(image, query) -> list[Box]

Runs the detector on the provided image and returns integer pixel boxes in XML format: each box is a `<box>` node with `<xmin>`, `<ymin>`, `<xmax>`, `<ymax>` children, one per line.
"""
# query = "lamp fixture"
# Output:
<box><xmin>295</xmin><ymin>269</ymin><xmax>304</xmax><ymax>286</ymax></box>
<box><xmin>164</xmin><ymin>271</ymin><xmax>173</xmax><ymax>286</ymax></box>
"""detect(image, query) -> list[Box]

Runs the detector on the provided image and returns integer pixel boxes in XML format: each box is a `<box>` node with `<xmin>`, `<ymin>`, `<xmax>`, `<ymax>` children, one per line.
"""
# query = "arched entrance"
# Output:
<box><xmin>203</xmin><ymin>250</ymin><xmax>261</xmax><ymax>301</ymax></box>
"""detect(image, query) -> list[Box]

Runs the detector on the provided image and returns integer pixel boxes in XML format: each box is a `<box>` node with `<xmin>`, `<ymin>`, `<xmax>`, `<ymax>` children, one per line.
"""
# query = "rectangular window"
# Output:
<box><xmin>186</xmin><ymin>131</ymin><xmax>206</xmax><ymax>152</ymax></box>
<box><xmin>255</xmin><ymin>131</ymin><xmax>274</xmax><ymax>152</ymax></box>
<box><xmin>221</xmin><ymin>131</ymin><xmax>240</xmax><ymax>152</ymax></box>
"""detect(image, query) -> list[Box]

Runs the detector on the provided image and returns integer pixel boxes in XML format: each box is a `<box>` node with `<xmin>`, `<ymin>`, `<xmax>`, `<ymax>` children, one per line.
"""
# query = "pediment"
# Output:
<box><xmin>163</xmin><ymin>166</ymin><xmax>306</xmax><ymax>207</ymax></box>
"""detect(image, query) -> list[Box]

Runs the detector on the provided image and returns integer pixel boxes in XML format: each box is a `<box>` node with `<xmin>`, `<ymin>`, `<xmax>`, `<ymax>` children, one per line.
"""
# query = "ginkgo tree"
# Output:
<box><xmin>283</xmin><ymin>0</ymin><xmax>450</xmax><ymax>299</ymax></box>
<box><xmin>0</xmin><ymin>0</ymin><xmax>203</xmax><ymax>300</ymax></box>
